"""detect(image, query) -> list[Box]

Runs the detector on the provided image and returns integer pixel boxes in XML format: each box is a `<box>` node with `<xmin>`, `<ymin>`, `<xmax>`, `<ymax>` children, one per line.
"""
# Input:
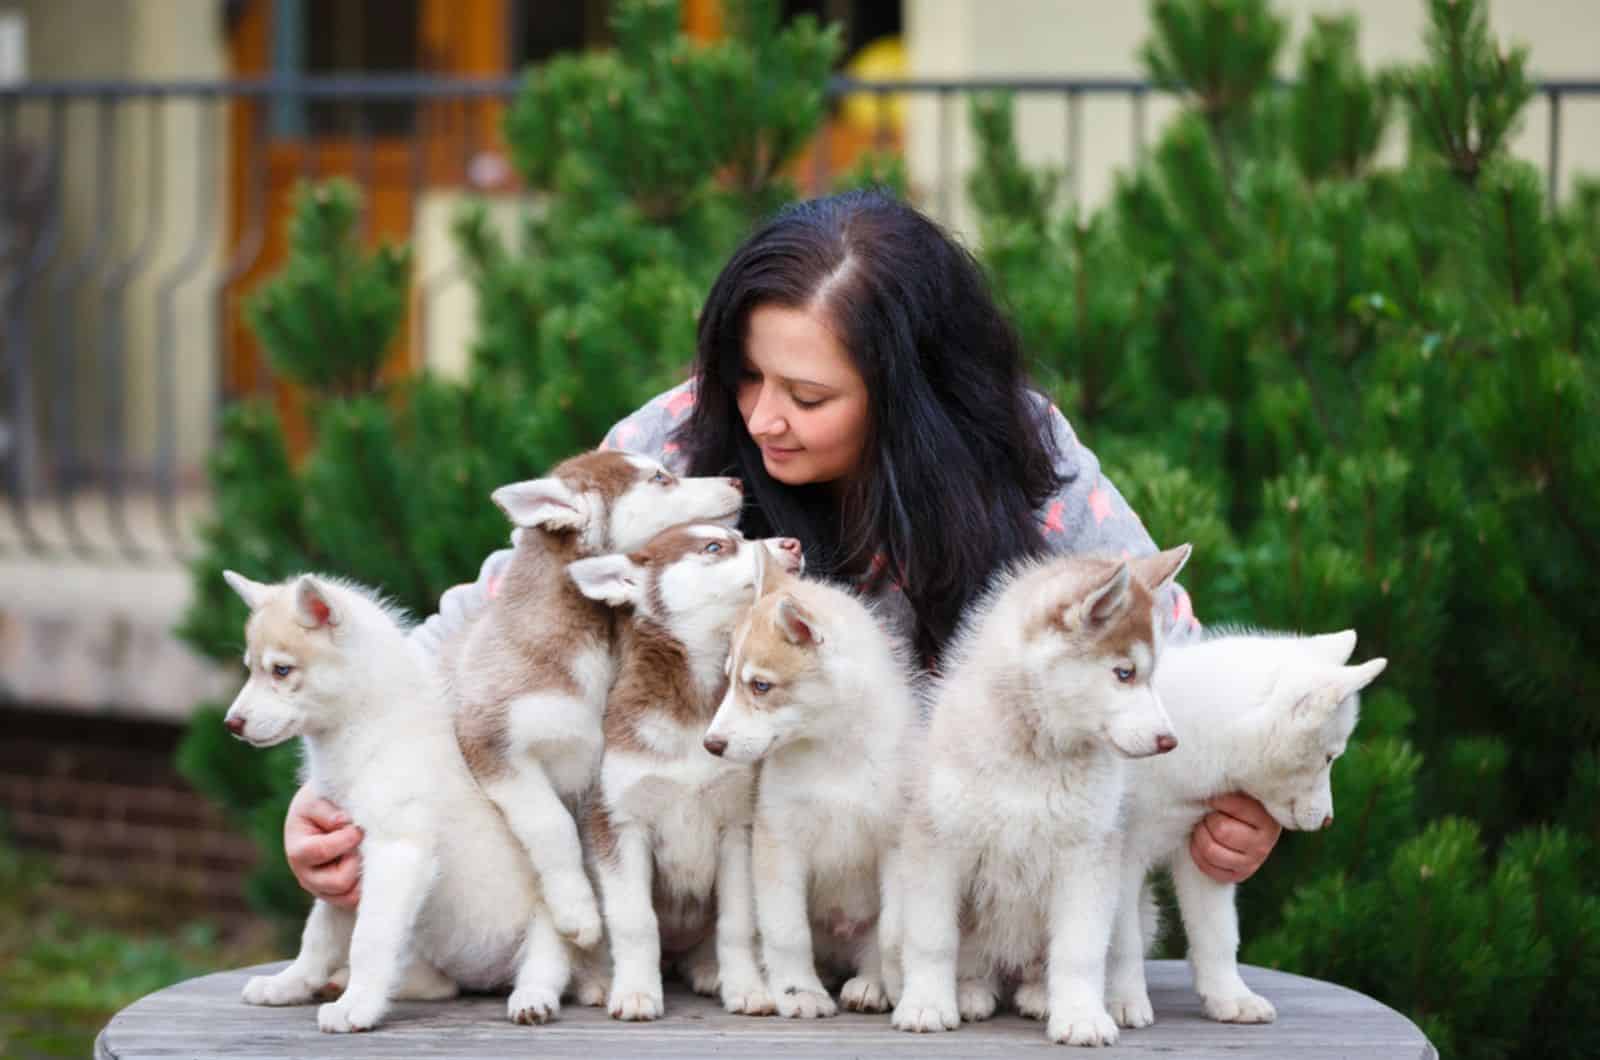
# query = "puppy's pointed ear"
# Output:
<box><xmin>1304</xmin><ymin>630</ymin><xmax>1358</xmax><ymax>666</ymax></box>
<box><xmin>293</xmin><ymin>576</ymin><xmax>337</xmax><ymax>629</ymax></box>
<box><xmin>1336</xmin><ymin>656</ymin><xmax>1387</xmax><ymax>699</ymax></box>
<box><xmin>568</xmin><ymin>555</ymin><xmax>643</xmax><ymax>609</ymax></box>
<box><xmin>1082</xmin><ymin>562</ymin><xmax>1133</xmax><ymax>628</ymax></box>
<box><xmin>492</xmin><ymin>477</ymin><xmax>588</xmax><ymax>533</ymax></box>
<box><xmin>222</xmin><ymin>570</ymin><xmax>269</xmax><ymax>611</ymax></box>
<box><xmin>775</xmin><ymin>595</ymin><xmax>822</xmax><ymax>647</ymax></box>
<box><xmin>1130</xmin><ymin>543</ymin><xmax>1192</xmax><ymax>593</ymax></box>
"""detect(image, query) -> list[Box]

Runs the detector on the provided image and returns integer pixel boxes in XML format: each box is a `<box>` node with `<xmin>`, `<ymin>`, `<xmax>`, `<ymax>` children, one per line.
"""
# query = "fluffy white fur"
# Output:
<box><xmin>703</xmin><ymin>574</ymin><xmax>918</xmax><ymax>1018</ymax></box>
<box><xmin>568</xmin><ymin>527</ymin><xmax>803</xmax><ymax>1021</ymax></box>
<box><xmin>223</xmin><ymin>571</ymin><xmax>566</xmax><ymax>1033</ymax></box>
<box><xmin>890</xmin><ymin>546</ymin><xmax>1190</xmax><ymax>1047</ymax></box>
<box><xmin>1104</xmin><ymin>629</ymin><xmax>1386</xmax><ymax>1028</ymax></box>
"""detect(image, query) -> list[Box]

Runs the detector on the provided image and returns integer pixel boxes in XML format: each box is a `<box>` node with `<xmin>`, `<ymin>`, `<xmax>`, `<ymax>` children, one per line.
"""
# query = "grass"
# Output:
<box><xmin>0</xmin><ymin>828</ymin><xmax>278</xmax><ymax>1060</ymax></box>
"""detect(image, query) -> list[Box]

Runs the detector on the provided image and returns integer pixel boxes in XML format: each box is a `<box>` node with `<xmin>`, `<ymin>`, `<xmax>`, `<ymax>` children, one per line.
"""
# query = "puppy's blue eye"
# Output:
<box><xmin>704</xmin><ymin>542</ymin><xmax>723</xmax><ymax>554</ymax></box>
<box><xmin>1113</xmin><ymin>666</ymin><xmax>1135</xmax><ymax>683</ymax></box>
<box><xmin>272</xmin><ymin>663</ymin><xmax>293</xmax><ymax>678</ymax></box>
<box><xmin>751</xmin><ymin>679</ymin><xmax>772</xmax><ymax>694</ymax></box>
<box><xmin>651</xmin><ymin>470</ymin><xmax>670</xmax><ymax>484</ymax></box>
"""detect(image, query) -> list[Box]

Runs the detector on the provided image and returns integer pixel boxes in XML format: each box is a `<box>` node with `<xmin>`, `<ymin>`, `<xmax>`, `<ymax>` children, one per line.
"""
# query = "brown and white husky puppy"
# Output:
<box><xmin>567</xmin><ymin>523</ymin><xmax>804</xmax><ymax>1021</ymax></box>
<box><xmin>890</xmin><ymin>546</ymin><xmax>1190</xmax><ymax>1047</ymax></box>
<box><xmin>434</xmin><ymin>451</ymin><xmax>743</xmax><ymax>970</ymax></box>
<box><xmin>702</xmin><ymin>565</ymin><xmax>918</xmax><ymax>1018</ymax></box>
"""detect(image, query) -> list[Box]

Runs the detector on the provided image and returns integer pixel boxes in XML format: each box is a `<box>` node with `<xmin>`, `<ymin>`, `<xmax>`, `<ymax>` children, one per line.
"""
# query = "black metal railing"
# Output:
<box><xmin>2</xmin><ymin>75</ymin><xmax>1596</xmax><ymax>563</ymax></box>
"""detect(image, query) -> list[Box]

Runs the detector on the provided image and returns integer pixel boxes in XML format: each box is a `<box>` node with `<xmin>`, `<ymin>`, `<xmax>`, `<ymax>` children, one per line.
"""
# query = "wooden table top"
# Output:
<box><xmin>96</xmin><ymin>959</ymin><xmax>1436</xmax><ymax>1059</ymax></box>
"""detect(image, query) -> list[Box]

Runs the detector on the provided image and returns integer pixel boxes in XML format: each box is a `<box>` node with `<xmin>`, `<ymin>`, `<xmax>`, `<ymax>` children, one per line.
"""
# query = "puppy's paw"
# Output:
<box><xmin>1202</xmin><ymin>990</ymin><xmax>1276</xmax><ymax>1024</ymax></box>
<box><xmin>552</xmin><ymin>896</ymin><xmax>604</xmax><ymax>951</ymax></box>
<box><xmin>608</xmin><ymin>988</ymin><xmax>664</xmax><ymax>1021</ymax></box>
<box><xmin>722</xmin><ymin>977</ymin><xmax>776</xmax><ymax>1016</ymax></box>
<box><xmin>891</xmin><ymin>992</ymin><xmax>959</xmax><ymax>1033</ymax></box>
<box><xmin>242</xmin><ymin>971</ymin><xmax>317</xmax><ymax>1006</ymax></box>
<box><xmin>1108</xmin><ymin>994</ymin><xmax>1155</xmax><ymax>1029</ymax></box>
<box><xmin>317</xmin><ymin>993</ymin><xmax>384</xmax><ymax>1033</ymax></box>
<box><xmin>1047</xmin><ymin>1004</ymin><xmax>1119</xmax><ymax>1047</ymax></box>
<box><xmin>1014</xmin><ymin>979</ymin><xmax>1049</xmax><ymax>1021</ymax></box>
<box><xmin>840</xmin><ymin>975</ymin><xmax>890</xmax><ymax>1013</ymax></box>
<box><xmin>508</xmin><ymin>985</ymin><xmax>561</xmax><ymax>1025</ymax></box>
<box><xmin>687</xmin><ymin>958</ymin><xmax>720</xmax><ymax>997</ymax></box>
<box><xmin>957</xmin><ymin>978</ymin><xmax>998</xmax><ymax>1022</ymax></box>
<box><xmin>775</xmin><ymin>985</ymin><xmax>837</xmax><ymax>1019</ymax></box>
<box><xmin>571</xmin><ymin>973</ymin><xmax>610</xmax><ymax>1007</ymax></box>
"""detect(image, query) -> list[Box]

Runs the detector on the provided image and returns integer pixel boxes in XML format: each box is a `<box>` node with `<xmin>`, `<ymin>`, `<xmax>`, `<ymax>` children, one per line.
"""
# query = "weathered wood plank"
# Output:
<box><xmin>97</xmin><ymin>960</ymin><xmax>1435</xmax><ymax>1059</ymax></box>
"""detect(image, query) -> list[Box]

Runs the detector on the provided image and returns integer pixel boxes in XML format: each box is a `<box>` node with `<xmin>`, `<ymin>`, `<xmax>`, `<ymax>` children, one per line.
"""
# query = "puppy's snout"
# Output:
<box><xmin>1321</xmin><ymin>814</ymin><xmax>1333</xmax><ymax>830</ymax></box>
<box><xmin>777</xmin><ymin>538</ymin><xmax>801</xmax><ymax>556</ymax></box>
<box><xmin>224</xmin><ymin>715</ymin><xmax>245</xmax><ymax>737</ymax></box>
<box><xmin>726</xmin><ymin>477</ymin><xmax>744</xmax><ymax>494</ymax></box>
<box><xmin>703</xmin><ymin>734</ymin><xmax>728</xmax><ymax>757</ymax></box>
<box><xmin>1155</xmin><ymin>733</ymin><xmax>1178</xmax><ymax>754</ymax></box>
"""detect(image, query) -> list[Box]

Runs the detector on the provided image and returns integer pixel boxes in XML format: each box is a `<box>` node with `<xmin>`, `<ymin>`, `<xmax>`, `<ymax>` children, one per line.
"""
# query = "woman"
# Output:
<box><xmin>285</xmin><ymin>189</ymin><xmax>1279</xmax><ymax>907</ymax></box>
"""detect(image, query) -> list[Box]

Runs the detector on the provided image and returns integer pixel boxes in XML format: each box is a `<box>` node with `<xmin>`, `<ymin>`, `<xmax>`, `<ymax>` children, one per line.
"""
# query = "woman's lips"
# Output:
<box><xmin>762</xmin><ymin>444</ymin><xmax>801</xmax><ymax>462</ymax></box>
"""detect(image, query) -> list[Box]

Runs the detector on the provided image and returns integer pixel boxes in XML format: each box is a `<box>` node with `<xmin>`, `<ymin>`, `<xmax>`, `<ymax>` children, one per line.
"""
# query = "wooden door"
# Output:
<box><xmin>224</xmin><ymin>0</ymin><xmax>507</xmax><ymax>451</ymax></box>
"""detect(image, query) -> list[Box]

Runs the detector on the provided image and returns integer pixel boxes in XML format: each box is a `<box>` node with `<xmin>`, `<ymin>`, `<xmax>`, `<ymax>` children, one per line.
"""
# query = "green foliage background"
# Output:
<box><xmin>175</xmin><ymin>1</ymin><xmax>1597</xmax><ymax>1056</ymax></box>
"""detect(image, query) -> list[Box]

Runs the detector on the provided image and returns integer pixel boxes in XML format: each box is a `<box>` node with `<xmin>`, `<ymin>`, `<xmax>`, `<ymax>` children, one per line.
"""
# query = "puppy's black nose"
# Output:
<box><xmin>224</xmin><ymin>716</ymin><xmax>245</xmax><ymax>737</ymax></box>
<box><xmin>703</xmin><ymin>735</ymin><xmax>728</xmax><ymax>757</ymax></box>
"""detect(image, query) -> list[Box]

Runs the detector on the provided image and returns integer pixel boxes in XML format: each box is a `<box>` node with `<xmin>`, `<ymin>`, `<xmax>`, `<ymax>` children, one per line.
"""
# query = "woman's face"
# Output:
<box><xmin>737</xmin><ymin>304</ymin><xmax>870</xmax><ymax>487</ymax></box>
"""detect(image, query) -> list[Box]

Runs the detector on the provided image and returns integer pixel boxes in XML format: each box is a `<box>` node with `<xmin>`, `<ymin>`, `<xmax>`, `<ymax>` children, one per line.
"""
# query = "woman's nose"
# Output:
<box><xmin>747</xmin><ymin>387</ymin><xmax>787</xmax><ymax>437</ymax></box>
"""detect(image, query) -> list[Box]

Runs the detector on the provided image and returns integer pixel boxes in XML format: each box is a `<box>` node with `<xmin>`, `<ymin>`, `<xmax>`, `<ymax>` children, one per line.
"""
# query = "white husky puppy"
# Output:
<box><xmin>891</xmin><ymin>546</ymin><xmax>1191</xmax><ymax>1047</ymax></box>
<box><xmin>568</xmin><ymin>523</ymin><xmax>804</xmax><ymax>1021</ymax></box>
<box><xmin>224</xmin><ymin>572</ymin><xmax>567</xmax><ymax>1032</ymax></box>
<box><xmin>437</xmin><ymin>451</ymin><xmax>743</xmax><ymax>957</ymax></box>
<box><xmin>702</xmin><ymin>567</ymin><xmax>917</xmax><ymax>1019</ymax></box>
<box><xmin>1101</xmin><ymin>629</ymin><xmax>1386</xmax><ymax>1029</ymax></box>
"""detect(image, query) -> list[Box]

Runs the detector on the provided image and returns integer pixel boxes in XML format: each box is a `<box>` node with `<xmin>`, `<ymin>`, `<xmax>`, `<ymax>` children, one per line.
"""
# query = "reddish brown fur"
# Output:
<box><xmin>447</xmin><ymin>453</ymin><xmax>656</xmax><ymax>780</ymax></box>
<box><xmin>601</xmin><ymin>526</ymin><xmax>745</xmax><ymax>752</ymax></box>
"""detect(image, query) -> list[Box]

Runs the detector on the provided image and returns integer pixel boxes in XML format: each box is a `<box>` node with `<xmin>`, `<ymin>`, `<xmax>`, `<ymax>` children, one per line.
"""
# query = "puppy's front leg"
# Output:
<box><xmin>243</xmin><ymin>899</ymin><xmax>353</xmax><ymax>1006</ymax></box>
<box><xmin>1044</xmin><ymin>838</ymin><xmax>1120</xmax><ymax>1046</ymax></box>
<box><xmin>1171</xmin><ymin>852</ymin><xmax>1275</xmax><ymax>1023</ymax></box>
<box><xmin>889</xmin><ymin>826</ymin><xmax>962</xmax><ymax>1033</ymax></box>
<box><xmin>483</xmin><ymin>735</ymin><xmax>602</xmax><ymax>949</ymax></box>
<box><xmin>596</xmin><ymin>822</ymin><xmax>664</xmax><ymax>1021</ymax></box>
<box><xmin>1105</xmin><ymin>857</ymin><xmax>1155</xmax><ymax>1029</ymax></box>
<box><xmin>318</xmin><ymin>838</ymin><xmax>434</xmax><ymax>1033</ymax></box>
<box><xmin>753</xmin><ymin>820</ymin><xmax>831</xmax><ymax>1018</ymax></box>
<box><xmin>718</xmin><ymin>823</ymin><xmax>776</xmax><ymax>1015</ymax></box>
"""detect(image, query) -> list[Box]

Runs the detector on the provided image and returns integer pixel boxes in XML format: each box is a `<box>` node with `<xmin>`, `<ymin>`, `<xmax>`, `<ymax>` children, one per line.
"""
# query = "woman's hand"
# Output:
<box><xmin>1189</xmin><ymin>792</ymin><xmax>1281</xmax><ymax>884</ymax></box>
<box><xmin>284</xmin><ymin>783</ymin><xmax>363</xmax><ymax>908</ymax></box>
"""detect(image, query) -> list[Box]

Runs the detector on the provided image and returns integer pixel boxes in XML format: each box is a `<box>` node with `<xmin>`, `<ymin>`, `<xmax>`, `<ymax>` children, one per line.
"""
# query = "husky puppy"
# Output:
<box><xmin>438</xmin><ymin>451</ymin><xmax>743</xmax><ymax>957</ymax></box>
<box><xmin>702</xmin><ymin>568</ymin><xmax>917</xmax><ymax>1018</ymax></box>
<box><xmin>224</xmin><ymin>572</ymin><xmax>567</xmax><ymax>1032</ymax></box>
<box><xmin>568</xmin><ymin>524</ymin><xmax>804</xmax><ymax>1021</ymax></box>
<box><xmin>891</xmin><ymin>546</ymin><xmax>1191</xmax><ymax>1046</ymax></box>
<box><xmin>1100</xmin><ymin>629</ymin><xmax>1386</xmax><ymax>1029</ymax></box>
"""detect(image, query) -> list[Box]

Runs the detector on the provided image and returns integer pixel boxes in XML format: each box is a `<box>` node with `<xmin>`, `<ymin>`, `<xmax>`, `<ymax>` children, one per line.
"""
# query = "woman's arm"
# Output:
<box><xmin>1037</xmin><ymin>402</ymin><xmax>1279</xmax><ymax>882</ymax></box>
